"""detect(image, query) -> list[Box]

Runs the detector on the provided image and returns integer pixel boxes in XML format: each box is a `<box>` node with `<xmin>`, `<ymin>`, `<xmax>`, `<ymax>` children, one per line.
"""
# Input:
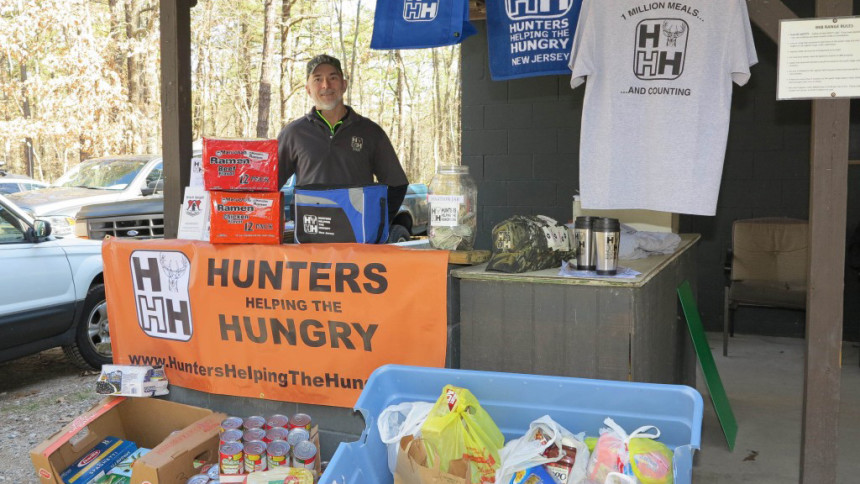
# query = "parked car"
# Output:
<box><xmin>76</xmin><ymin>176</ymin><xmax>430</xmax><ymax>243</ymax></box>
<box><xmin>5</xmin><ymin>154</ymin><xmax>167</xmax><ymax>237</ymax></box>
<box><xmin>0</xmin><ymin>193</ymin><xmax>110</xmax><ymax>369</ymax></box>
<box><xmin>0</xmin><ymin>162</ymin><xmax>50</xmax><ymax>194</ymax></box>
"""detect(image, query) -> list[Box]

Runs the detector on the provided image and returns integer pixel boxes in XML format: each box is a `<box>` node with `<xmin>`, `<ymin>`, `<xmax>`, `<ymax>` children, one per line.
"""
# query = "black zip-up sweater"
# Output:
<box><xmin>277</xmin><ymin>107</ymin><xmax>408</xmax><ymax>221</ymax></box>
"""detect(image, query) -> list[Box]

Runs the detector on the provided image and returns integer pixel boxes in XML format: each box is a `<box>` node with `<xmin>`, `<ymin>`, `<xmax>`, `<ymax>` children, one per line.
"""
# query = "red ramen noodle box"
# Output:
<box><xmin>210</xmin><ymin>191</ymin><xmax>283</xmax><ymax>245</ymax></box>
<box><xmin>203</xmin><ymin>137</ymin><xmax>279</xmax><ymax>191</ymax></box>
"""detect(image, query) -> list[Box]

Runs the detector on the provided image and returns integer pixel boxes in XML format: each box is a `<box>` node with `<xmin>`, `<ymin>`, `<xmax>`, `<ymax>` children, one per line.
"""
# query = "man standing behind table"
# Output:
<box><xmin>277</xmin><ymin>54</ymin><xmax>409</xmax><ymax>226</ymax></box>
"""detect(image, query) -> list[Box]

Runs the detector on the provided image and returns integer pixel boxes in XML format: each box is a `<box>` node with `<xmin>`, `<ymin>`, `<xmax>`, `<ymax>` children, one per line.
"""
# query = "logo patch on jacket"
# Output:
<box><xmin>351</xmin><ymin>136</ymin><xmax>363</xmax><ymax>152</ymax></box>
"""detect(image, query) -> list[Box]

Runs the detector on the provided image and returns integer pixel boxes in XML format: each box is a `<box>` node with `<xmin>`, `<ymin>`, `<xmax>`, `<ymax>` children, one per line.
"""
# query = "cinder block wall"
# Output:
<box><xmin>461</xmin><ymin>20</ymin><xmax>860</xmax><ymax>335</ymax></box>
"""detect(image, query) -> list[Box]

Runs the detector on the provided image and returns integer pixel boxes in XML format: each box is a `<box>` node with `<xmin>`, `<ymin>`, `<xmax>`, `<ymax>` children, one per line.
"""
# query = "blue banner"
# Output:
<box><xmin>371</xmin><ymin>0</ymin><xmax>477</xmax><ymax>50</ymax></box>
<box><xmin>487</xmin><ymin>0</ymin><xmax>584</xmax><ymax>80</ymax></box>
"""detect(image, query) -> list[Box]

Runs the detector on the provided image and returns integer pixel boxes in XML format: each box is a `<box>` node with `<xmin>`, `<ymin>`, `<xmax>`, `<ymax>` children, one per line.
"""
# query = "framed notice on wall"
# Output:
<box><xmin>777</xmin><ymin>16</ymin><xmax>860</xmax><ymax>100</ymax></box>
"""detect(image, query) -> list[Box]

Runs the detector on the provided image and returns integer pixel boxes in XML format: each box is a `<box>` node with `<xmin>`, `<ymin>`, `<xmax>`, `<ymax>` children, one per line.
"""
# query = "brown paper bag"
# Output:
<box><xmin>394</xmin><ymin>436</ymin><xmax>473</xmax><ymax>484</ymax></box>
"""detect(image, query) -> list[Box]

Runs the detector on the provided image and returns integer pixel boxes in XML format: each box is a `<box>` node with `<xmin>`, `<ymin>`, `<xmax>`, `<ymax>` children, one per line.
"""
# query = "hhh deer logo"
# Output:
<box><xmin>403</xmin><ymin>0</ymin><xmax>438</xmax><ymax>22</ymax></box>
<box><xmin>130</xmin><ymin>250</ymin><xmax>193</xmax><ymax>341</ymax></box>
<box><xmin>634</xmin><ymin>18</ymin><xmax>688</xmax><ymax>80</ymax></box>
<box><xmin>662</xmin><ymin>20</ymin><xmax>686</xmax><ymax>47</ymax></box>
<box><xmin>159</xmin><ymin>253</ymin><xmax>189</xmax><ymax>293</ymax></box>
<box><xmin>303</xmin><ymin>215</ymin><xmax>319</xmax><ymax>234</ymax></box>
<box><xmin>506</xmin><ymin>0</ymin><xmax>575</xmax><ymax>20</ymax></box>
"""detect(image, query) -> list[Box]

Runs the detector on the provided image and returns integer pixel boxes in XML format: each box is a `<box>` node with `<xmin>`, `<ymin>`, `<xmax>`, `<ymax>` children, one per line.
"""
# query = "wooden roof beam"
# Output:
<box><xmin>747</xmin><ymin>0</ymin><xmax>798</xmax><ymax>44</ymax></box>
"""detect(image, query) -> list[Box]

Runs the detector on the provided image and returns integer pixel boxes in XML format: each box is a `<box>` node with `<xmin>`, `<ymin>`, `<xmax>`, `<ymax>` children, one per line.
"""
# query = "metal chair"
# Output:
<box><xmin>723</xmin><ymin>218</ymin><xmax>808</xmax><ymax>356</ymax></box>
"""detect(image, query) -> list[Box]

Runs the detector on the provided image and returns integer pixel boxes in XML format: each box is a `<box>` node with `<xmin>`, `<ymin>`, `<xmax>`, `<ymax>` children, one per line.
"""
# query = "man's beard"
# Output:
<box><xmin>314</xmin><ymin>91</ymin><xmax>340</xmax><ymax>111</ymax></box>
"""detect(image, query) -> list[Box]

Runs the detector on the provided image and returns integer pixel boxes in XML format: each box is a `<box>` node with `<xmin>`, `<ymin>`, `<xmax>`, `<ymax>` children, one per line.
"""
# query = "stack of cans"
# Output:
<box><xmin>218</xmin><ymin>413</ymin><xmax>318</xmax><ymax>476</ymax></box>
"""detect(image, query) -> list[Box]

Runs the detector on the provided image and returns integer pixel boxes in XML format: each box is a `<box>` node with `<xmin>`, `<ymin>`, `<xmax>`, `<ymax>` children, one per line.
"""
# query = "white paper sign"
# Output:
<box><xmin>428</xmin><ymin>194</ymin><xmax>463</xmax><ymax>227</ymax></box>
<box><xmin>778</xmin><ymin>17</ymin><xmax>860</xmax><ymax>100</ymax></box>
<box><xmin>177</xmin><ymin>186</ymin><xmax>210</xmax><ymax>241</ymax></box>
<box><xmin>189</xmin><ymin>155</ymin><xmax>204</xmax><ymax>187</ymax></box>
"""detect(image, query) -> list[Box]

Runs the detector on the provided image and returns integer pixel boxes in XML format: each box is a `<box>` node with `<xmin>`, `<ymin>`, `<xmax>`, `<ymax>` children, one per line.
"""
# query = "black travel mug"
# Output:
<box><xmin>593</xmin><ymin>217</ymin><xmax>620</xmax><ymax>275</ymax></box>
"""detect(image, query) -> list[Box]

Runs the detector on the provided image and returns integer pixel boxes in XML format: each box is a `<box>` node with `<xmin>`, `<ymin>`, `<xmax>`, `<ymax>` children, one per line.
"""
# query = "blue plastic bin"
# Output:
<box><xmin>319</xmin><ymin>365</ymin><xmax>703</xmax><ymax>484</ymax></box>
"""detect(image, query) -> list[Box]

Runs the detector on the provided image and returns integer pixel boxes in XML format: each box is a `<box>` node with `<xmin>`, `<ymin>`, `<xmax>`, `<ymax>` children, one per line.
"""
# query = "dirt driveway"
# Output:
<box><xmin>0</xmin><ymin>349</ymin><xmax>102</xmax><ymax>483</ymax></box>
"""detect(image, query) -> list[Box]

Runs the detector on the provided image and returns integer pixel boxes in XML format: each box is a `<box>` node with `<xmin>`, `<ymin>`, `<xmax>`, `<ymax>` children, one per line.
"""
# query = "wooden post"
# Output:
<box><xmin>159</xmin><ymin>0</ymin><xmax>196</xmax><ymax>239</ymax></box>
<box><xmin>801</xmin><ymin>1</ymin><xmax>852</xmax><ymax>482</ymax></box>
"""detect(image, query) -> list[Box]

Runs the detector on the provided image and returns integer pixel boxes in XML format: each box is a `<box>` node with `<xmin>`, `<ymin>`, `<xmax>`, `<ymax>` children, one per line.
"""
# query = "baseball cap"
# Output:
<box><xmin>486</xmin><ymin>215</ymin><xmax>574</xmax><ymax>273</ymax></box>
<box><xmin>306</xmin><ymin>54</ymin><xmax>344</xmax><ymax>78</ymax></box>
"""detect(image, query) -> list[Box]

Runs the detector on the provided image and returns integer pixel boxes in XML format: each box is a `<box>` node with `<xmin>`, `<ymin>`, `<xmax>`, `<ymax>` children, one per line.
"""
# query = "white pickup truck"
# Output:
<box><xmin>6</xmin><ymin>154</ymin><xmax>166</xmax><ymax>237</ymax></box>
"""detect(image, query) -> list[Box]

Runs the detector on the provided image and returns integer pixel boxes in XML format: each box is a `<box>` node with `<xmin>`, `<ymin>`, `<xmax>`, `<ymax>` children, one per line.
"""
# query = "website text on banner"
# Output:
<box><xmin>102</xmin><ymin>239</ymin><xmax>449</xmax><ymax>408</ymax></box>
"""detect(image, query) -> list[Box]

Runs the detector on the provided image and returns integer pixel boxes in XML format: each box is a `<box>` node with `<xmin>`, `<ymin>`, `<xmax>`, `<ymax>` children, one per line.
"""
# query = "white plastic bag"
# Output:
<box><xmin>495</xmin><ymin>415</ymin><xmax>589</xmax><ymax>484</ymax></box>
<box><xmin>586</xmin><ymin>417</ymin><xmax>661</xmax><ymax>483</ymax></box>
<box><xmin>377</xmin><ymin>401</ymin><xmax>433</xmax><ymax>475</ymax></box>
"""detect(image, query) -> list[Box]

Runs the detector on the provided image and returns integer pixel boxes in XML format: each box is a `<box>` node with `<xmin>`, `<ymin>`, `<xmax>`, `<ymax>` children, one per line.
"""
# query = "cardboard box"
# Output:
<box><xmin>202</xmin><ymin>137</ymin><xmax>279</xmax><ymax>191</ymax></box>
<box><xmin>209</xmin><ymin>191</ymin><xmax>283</xmax><ymax>244</ymax></box>
<box><xmin>573</xmin><ymin>196</ymin><xmax>679</xmax><ymax>233</ymax></box>
<box><xmin>31</xmin><ymin>397</ymin><xmax>226</xmax><ymax>484</ymax></box>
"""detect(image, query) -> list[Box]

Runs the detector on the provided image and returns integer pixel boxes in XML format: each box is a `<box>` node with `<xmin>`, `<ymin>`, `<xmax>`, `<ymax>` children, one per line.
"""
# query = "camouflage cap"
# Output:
<box><xmin>486</xmin><ymin>215</ymin><xmax>575</xmax><ymax>273</ymax></box>
<box><xmin>306</xmin><ymin>54</ymin><xmax>344</xmax><ymax>79</ymax></box>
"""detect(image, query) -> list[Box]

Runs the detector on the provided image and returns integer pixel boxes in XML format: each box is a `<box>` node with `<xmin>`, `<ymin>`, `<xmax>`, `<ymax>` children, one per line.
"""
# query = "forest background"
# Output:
<box><xmin>0</xmin><ymin>0</ymin><xmax>462</xmax><ymax>185</ymax></box>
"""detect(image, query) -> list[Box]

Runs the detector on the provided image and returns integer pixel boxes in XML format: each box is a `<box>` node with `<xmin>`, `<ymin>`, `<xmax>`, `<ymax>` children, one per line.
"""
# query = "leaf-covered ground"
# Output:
<box><xmin>0</xmin><ymin>349</ymin><xmax>102</xmax><ymax>483</ymax></box>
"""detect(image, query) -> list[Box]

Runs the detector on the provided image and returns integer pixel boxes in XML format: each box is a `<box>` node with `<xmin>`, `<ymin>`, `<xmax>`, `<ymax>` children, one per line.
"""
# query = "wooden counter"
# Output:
<box><xmin>450</xmin><ymin>234</ymin><xmax>700</xmax><ymax>386</ymax></box>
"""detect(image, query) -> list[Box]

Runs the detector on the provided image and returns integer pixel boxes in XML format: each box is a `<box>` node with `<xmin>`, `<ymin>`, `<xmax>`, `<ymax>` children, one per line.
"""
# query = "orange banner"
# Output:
<box><xmin>102</xmin><ymin>239</ymin><xmax>449</xmax><ymax>408</ymax></box>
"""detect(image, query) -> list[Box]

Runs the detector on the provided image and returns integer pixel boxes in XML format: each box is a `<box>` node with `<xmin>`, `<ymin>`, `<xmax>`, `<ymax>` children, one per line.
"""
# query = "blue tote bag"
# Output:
<box><xmin>294</xmin><ymin>184</ymin><xmax>389</xmax><ymax>244</ymax></box>
<box><xmin>371</xmin><ymin>0</ymin><xmax>477</xmax><ymax>50</ymax></box>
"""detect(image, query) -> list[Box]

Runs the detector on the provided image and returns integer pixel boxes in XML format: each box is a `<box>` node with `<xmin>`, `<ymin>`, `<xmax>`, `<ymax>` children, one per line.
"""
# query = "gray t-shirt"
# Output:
<box><xmin>569</xmin><ymin>0</ymin><xmax>757</xmax><ymax>216</ymax></box>
<box><xmin>276</xmin><ymin>107</ymin><xmax>408</xmax><ymax>188</ymax></box>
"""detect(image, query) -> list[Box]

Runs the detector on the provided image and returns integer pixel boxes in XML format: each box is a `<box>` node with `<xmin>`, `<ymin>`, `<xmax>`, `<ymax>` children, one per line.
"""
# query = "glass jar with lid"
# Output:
<box><xmin>427</xmin><ymin>165</ymin><xmax>477</xmax><ymax>251</ymax></box>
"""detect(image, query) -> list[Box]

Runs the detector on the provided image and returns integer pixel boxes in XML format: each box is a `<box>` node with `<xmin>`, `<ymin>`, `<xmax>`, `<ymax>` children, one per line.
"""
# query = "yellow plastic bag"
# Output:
<box><xmin>420</xmin><ymin>385</ymin><xmax>505</xmax><ymax>484</ymax></box>
<box><xmin>628</xmin><ymin>437</ymin><xmax>673</xmax><ymax>484</ymax></box>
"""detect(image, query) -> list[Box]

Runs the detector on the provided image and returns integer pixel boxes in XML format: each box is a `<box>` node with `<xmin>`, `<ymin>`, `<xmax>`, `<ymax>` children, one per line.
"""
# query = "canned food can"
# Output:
<box><xmin>198</xmin><ymin>463</ymin><xmax>218</xmax><ymax>478</ymax></box>
<box><xmin>288</xmin><ymin>412</ymin><xmax>312</xmax><ymax>430</ymax></box>
<box><xmin>291</xmin><ymin>440</ymin><xmax>317</xmax><ymax>470</ymax></box>
<box><xmin>220</xmin><ymin>416</ymin><xmax>243</xmax><ymax>433</ymax></box>
<box><xmin>219</xmin><ymin>441</ymin><xmax>244</xmax><ymax>475</ymax></box>
<box><xmin>243</xmin><ymin>440</ymin><xmax>268</xmax><ymax>473</ymax></box>
<box><xmin>244</xmin><ymin>415</ymin><xmax>266</xmax><ymax>430</ymax></box>
<box><xmin>265</xmin><ymin>413</ymin><xmax>289</xmax><ymax>429</ymax></box>
<box><xmin>286</xmin><ymin>427</ymin><xmax>310</xmax><ymax>447</ymax></box>
<box><xmin>264</xmin><ymin>426</ymin><xmax>288</xmax><ymax>443</ymax></box>
<box><xmin>243</xmin><ymin>427</ymin><xmax>266</xmax><ymax>443</ymax></box>
<box><xmin>267</xmin><ymin>439</ymin><xmax>290</xmax><ymax>468</ymax></box>
<box><xmin>206</xmin><ymin>462</ymin><xmax>220</xmax><ymax>479</ymax></box>
<box><xmin>186</xmin><ymin>475</ymin><xmax>210</xmax><ymax>484</ymax></box>
<box><xmin>220</xmin><ymin>428</ymin><xmax>243</xmax><ymax>446</ymax></box>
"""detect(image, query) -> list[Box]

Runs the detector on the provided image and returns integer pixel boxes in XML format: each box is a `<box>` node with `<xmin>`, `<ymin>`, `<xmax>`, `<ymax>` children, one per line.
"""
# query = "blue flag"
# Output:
<box><xmin>487</xmin><ymin>0</ymin><xmax>584</xmax><ymax>80</ymax></box>
<box><xmin>371</xmin><ymin>0</ymin><xmax>477</xmax><ymax>50</ymax></box>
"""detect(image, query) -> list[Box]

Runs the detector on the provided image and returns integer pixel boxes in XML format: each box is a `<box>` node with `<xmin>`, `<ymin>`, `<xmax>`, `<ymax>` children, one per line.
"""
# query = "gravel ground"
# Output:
<box><xmin>0</xmin><ymin>348</ymin><xmax>103</xmax><ymax>483</ymax></box>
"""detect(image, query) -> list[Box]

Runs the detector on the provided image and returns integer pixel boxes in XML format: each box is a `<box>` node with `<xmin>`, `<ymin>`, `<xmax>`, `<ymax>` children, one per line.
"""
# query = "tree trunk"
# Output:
<box><xmin>256</xmin><ymin>0</ymin><xmax>278</xmax><ymax>138</ymax></box>
<box><xmin>126</xmin><ymin>0</ymin><xmax>139</xmax><ymax>108</ymax></box>
<box><xmin>393</xmin><ymin>51</ymin><xmax>403</xmax><ymax>155</ymax></box>
<box><xmin>239</xmin><ymin>20</ymin><xmax>254</xmax><ymax>136</ymax></box>
<box><xmin>20</xmin><ymin>64</ymin><xmax>34</xmax><ymax>177</ymax></box>
<box><xmin>431</xmin><ymin>49</ymin><xmax>442</xmax><ymax>171</ymax></box>
<box><xmin>347</xmin><ymin>0</ymin><xmax>362</xmax><ymax>105</ymax></box>
<box><xmin>279</xmin><ymin>0</ymin><xmax>295</xmax><ymax>127</ymax></box>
